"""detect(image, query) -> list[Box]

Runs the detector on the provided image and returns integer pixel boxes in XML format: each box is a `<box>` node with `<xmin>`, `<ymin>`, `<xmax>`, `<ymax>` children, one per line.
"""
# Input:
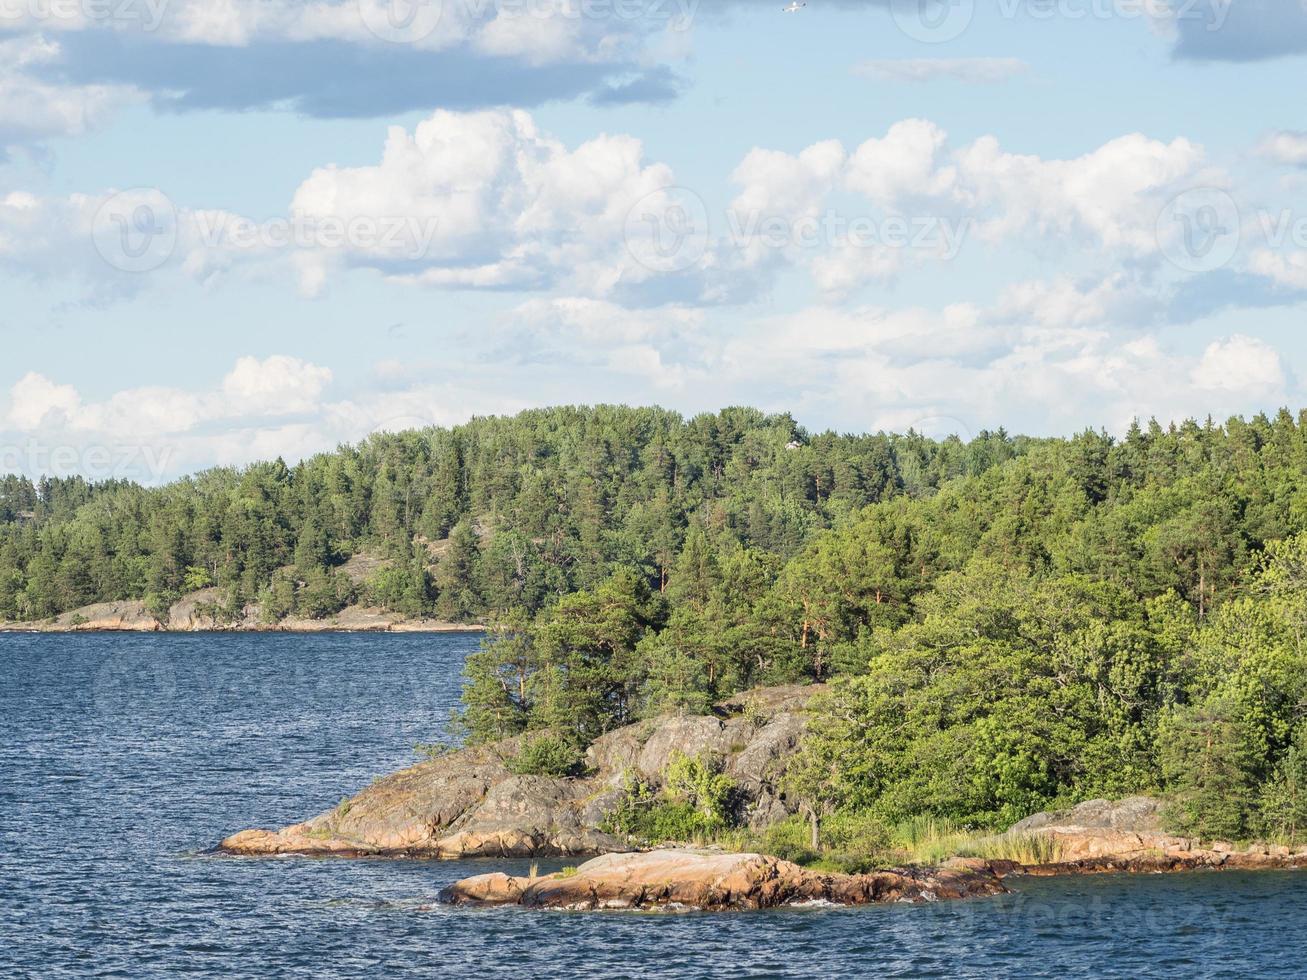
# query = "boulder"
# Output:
<box><xmin>1011</xmin><ymin>796</ymin><xmax>1163</xmax><ymax>834</ymax></box>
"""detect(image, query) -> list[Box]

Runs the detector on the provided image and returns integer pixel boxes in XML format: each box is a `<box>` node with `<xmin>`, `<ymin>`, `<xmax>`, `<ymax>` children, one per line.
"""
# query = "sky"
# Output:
<box><xmin>3</xmin><ymin>0</ymin><xmax>1307</xmax><ymax>482</ymax></box>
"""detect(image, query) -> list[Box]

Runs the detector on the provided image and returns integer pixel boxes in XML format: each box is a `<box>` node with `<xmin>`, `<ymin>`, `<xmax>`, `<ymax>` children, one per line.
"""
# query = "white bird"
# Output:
<box><xmin>782</xmin><ymin>1</ymin><xmax>805</xmax><ymax>11</ymax></box>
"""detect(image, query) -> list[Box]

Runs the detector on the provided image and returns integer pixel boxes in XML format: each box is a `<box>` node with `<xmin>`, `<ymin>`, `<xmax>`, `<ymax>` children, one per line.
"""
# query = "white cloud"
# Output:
<box><xmin>1248</xmin><ymin>249</ymin><xmax>1307</xmax><ymax>291</ymax></box>
<box><xmin>0</xmin><ymin>36</ymin><xmax>139</xmax><ymax>156</ymax></box>
<box><xmin>290</xmin><ymin>108</ymin><xmax>688</xmax><ymax>298</ymax></box>
<box><xmin>993</xmin><ymin>274</ymin><xmax>1166</xmax><ymax>328</ymax></box>
<box><xmin>718</xmin><ymin>120</ymin><xmax>1212</xmax><ymax>296</ymax></box>
<box><xmin>221</xmin><ymin>355</ymin><xmax>334</xmax><ymax>414</ymax></box>
<box><xmin>1256</xmin><ymin>131</ymin><xmax>1307</xmax><ymax>168</ymax></box>
<box><xmin>1191</xmin><ymin>334</ymin><xmax>1286</xmax><ymax>393</ymax></box>
<box><xmin>0</xmin><ymin>354</ymin><xmax>525</xmax><ymax>481</ymax></box>
<box><xmin>4</xmin><ymin>372</ymin><xmax>83</xmax><ymax>430</ymax></box>
<box><xmin>852</xmin><ymin>58</ymin><xmax>1030</xmax><ymax>84</ymax></box>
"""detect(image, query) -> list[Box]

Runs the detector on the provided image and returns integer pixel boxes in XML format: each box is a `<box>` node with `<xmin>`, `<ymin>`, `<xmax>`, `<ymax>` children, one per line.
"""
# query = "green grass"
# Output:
<box><xmin>713</xmin><ymin>810</ymin><xmax>1064</xmax><ymax>871</ymax></box>
<box><xmin>957</xmin><ymin>832</ymin><xmax>1064</xmax><ymax>865</ymax></box>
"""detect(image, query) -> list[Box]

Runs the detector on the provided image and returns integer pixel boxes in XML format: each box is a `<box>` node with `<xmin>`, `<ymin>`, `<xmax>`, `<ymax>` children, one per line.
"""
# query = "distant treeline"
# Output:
<box><xmin>0</xmin><ymin>405</ymin><xmax>1021</xmax><ymax>624</ymax></box>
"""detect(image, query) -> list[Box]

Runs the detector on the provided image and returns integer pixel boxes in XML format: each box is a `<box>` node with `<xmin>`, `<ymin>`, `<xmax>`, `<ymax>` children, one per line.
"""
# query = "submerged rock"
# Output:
<box><xmin>439</xmin><ymin>848</ymin><xmax>1009</xmax><ymax>911</ymax></box>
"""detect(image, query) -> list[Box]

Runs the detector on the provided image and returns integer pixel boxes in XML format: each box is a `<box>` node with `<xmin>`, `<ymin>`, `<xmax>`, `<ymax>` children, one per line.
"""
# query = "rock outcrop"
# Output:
<box><xmin>10</xmin><ymin>600</ymin><xmax>165</xmax><ymax>632</ymax></box>
<box><xmin>219</xmin><ymin>684</ymin><xmax>823</xmax><ymax>858</ymax></box>
<box><xmin>1010</xmin><ymin>796</ymin><xmax>1307</xmax><ymax>873</ymax></box>
<box><xmin>440</xmin><ymin>848</ymin><xmax>1009</xmax><ymax>911</ymax></box>
<box><xmin>0</xmin><ymin>592</ymin><xmax>482</xmax><ymax>633</ymax></box>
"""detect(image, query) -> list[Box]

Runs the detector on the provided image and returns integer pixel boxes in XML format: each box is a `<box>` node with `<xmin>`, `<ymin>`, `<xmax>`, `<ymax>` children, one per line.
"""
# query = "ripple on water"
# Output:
<box><xmin>4</xmin><ymin>632</ymin><xmax>1307</xmax><ymax>978</ymax></box>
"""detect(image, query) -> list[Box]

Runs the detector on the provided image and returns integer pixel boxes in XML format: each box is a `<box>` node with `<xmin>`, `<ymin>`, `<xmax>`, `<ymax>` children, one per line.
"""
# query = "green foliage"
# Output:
<box><xmin>182</xmin><ymin>565</ymin><xmax>214</xmax><ymax>592</ymax></box>
<box><xmin>1159</xmin><ymin>700</ymin><xmax>1258</xmax><ymax>841</ymax></box>
<box><xmin>1259</xmin><ymin>726</ymin><xmax>1307</xmax><ymax>845</ymax></box>
<box><xmin>661</xmin><ymin>751</ymin><xmax>738</xmax><ymax>826</ymax></box>
<box><xmin>506</xmin><ymin>733</ymin><xmax>585</xmax><ymax>778</ymax></box>
<box><xmin>600</xmin><ymin>756</ymin><xmax>741</xmax><ymax>844</ymax></box>
<box><xmin>0</xmin><ymin>405</ymin><xmax>1007</xmax><ymax>627</ymax></box>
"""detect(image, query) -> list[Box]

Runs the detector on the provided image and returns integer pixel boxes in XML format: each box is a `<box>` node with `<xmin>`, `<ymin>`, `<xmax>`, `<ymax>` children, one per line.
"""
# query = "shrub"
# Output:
<box><xmin>600</xmin><ymin>759</ymin><xmax>741</xmax><ymax>845</ymax></box>
<box><xmin>662</xmin><ymin>751</ymin><xmax>738</xmax><ymax>826</ymax></box>
<box><xmin>508</xmin><ymin>733</ymin><xmax>584</xmax><ymax>777</ymax></box>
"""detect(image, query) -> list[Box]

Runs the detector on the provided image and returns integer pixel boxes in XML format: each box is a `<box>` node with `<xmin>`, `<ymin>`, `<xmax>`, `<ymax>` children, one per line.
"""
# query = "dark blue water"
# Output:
<box><xmin>4</xmin><ymin>633</ymin><xmax>1307</xmax><ymax>978</ymax></box>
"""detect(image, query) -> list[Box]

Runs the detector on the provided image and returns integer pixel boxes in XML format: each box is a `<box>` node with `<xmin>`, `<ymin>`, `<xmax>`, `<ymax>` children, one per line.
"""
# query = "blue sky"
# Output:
<box><xmin>3</xmin><ymin>0</ymin><xmax>1307</xmax><ymax>481</ymax></box>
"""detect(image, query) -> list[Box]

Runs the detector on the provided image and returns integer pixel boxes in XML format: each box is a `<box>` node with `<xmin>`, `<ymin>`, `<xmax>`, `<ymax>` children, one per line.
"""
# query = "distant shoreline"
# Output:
<box><xmin>0</xmin><ymin>597</ymin><xmax>486</xmax><ymax>635</ymax></box>
<box><xmin>0</xmin><ymin>624</ymin><xmax>487</xmax><ymax>634</ymax></box>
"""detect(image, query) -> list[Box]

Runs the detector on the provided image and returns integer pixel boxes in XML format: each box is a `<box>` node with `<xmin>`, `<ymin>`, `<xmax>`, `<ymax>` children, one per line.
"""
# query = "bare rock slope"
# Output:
<box><xmin>220</xmin><ymin>685</ymin><xmax>822</xmax><ymax>858</ymax></box>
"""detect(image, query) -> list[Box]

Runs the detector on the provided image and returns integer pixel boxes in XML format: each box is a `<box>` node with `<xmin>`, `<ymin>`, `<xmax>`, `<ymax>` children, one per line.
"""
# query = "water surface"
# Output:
<box><xmin>3</xmin><ymin>633</ymin><xmax>1304</xmax><ymax>978</ymax></box>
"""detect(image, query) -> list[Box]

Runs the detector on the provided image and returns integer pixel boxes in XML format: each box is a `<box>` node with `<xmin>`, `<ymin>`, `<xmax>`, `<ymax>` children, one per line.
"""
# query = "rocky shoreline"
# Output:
<box><xmin>219</xmin><ymin>685</ymin><xmax>817</xmax><ymax>859</ymax></box>
<box><xmin>0</xmin><ymin>594</ymin><xmax>484</xmax><ymax>634</ymax></box>
<box><xmin>440</xmin><ymin>849</ymin><xmax>1010</xmax><ymax>911</ymax></box>
<box><xmin>213</xmin><ymin>687</ymin><xmax>1307</xmax><ymax>911</ymax></box>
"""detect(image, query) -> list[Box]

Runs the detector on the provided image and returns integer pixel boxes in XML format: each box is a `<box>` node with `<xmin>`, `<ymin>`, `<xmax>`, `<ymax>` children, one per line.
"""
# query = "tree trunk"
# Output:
<box><xmin>809</xmin><ymin>808</ymin><xmax>821</xmax><ymax>850</ymax></box>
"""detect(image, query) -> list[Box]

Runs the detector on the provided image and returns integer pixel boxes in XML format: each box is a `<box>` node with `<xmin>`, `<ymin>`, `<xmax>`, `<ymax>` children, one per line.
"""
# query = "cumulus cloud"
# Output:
<box><xmin>13</xmin><ymin>0</ymin><xmax>690</xmax><ymax>121</ymax></box>
<box><xmin>719</xmin><ymin>119</ymin><xmax>1214</xmax><ymax>298</ymax></box>
<box><xmin>0</xmin><ymin>36</ymin><xmax>139</xmax><ymax>158</ymax></box>
<box><xmin>714</xmin><ymin>306</ymin><xmax>1292</xmax><ymax>437</ymax></box>
<box><xmin>1257</xmin><ymin>130</ymin><xmax>1307</xmax><ymax>168</ymax></box>
<box><xmin>288</xmin><ymin>107</ymin><xmax>728</xmax><ymax>302</ymax></box>
<box><xmin>0</xmin><ymin>354</ymin><xmax>524</xmax><ymax>481</ymax></box>
<box><xmin>3</xmin><ymin>112</ymin><xmax>1299</xmax><ymax>321</ymax></box>
<box><xmin>852</xmin><ymin>57</ymin><xmax>1030</xmax><ymax>84</ymax></box>
<box><xmin>1190</xmin><ymin>334</ymin><xmax>1286</xmax><ymax>392</ymax></box>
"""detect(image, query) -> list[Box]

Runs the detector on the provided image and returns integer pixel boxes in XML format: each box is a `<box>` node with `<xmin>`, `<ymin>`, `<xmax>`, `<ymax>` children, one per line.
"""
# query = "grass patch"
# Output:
<box><xmin>958</xmin><ymin>831</ymin><xmax>1064</xmax><ymax>865</ymax></box>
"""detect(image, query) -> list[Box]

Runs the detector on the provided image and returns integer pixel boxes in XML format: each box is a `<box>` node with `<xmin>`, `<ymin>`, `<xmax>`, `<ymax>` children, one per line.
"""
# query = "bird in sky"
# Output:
<box><xmin>782</xmin><ymin>1</ymin><xmax>805</xmax><ymax>11</ymax></box>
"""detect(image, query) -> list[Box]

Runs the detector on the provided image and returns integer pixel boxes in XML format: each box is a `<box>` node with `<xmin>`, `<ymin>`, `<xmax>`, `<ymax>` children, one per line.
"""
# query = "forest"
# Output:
<box><xmin>6</xmin><ymin>403</ymin><xmax>1307</xmax><ymax>842</ymax></box>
